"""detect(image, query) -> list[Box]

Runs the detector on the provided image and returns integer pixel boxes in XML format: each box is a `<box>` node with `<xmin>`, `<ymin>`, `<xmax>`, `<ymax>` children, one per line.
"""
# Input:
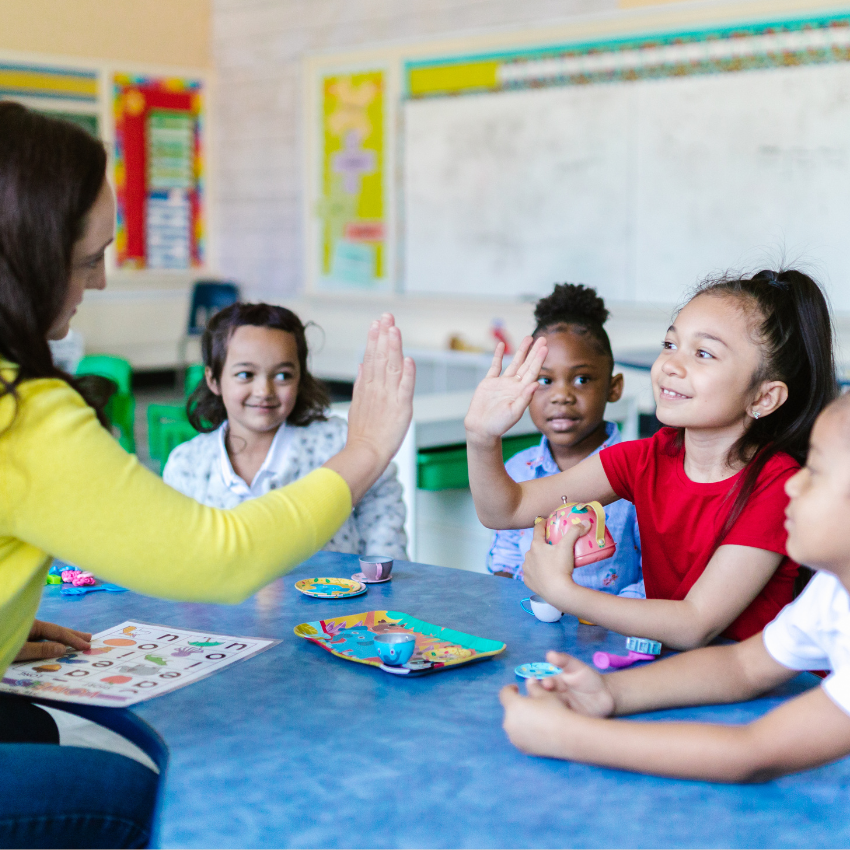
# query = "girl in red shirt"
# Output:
<box><xmin>465</xmin><ymin>271</ymin><xmax>837</xmax><ymax>648</ymax></box>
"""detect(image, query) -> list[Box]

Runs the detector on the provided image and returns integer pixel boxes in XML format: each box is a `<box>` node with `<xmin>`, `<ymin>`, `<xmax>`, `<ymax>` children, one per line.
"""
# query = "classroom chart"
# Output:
<box><xmin>0</xmin><ymin>621</ymin><xmax>278</xmax><ymax>708</ymax></box>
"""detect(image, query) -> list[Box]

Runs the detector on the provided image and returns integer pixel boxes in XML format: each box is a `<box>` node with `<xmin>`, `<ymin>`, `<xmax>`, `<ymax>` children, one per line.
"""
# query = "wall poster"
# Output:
<box><xmin>318</xmin><ymin>70</ymin><xmax>386</xmax><ymax>289</ymax></box>
<box><xmin>113</xmin><ymin>75</ymin><xmax>205</xmax><ymax>270</ymax></box>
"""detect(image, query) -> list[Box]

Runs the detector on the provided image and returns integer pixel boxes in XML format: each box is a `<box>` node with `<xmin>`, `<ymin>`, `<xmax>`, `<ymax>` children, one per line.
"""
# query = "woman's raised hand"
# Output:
<box><xmin>325</xmin><ymin>313</ymin><xmax>415</xmax><ymax>504</ymax></box>
<box><xmin>464</xmin><ymin>336</ymin><xmax>548</xmax><ymax>443</ymax></box>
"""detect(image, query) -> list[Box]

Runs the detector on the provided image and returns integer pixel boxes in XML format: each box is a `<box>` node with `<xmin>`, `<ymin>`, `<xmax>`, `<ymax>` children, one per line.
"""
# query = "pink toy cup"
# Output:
<box><xmin>544</xmin><ymin>498</ymin><xmax>616</xmax><ymax>567</ymax></box>
<box><xmin>359</xmin><ymin>556</ymin><xmax>393</xmax><ymax>581</ymax></box>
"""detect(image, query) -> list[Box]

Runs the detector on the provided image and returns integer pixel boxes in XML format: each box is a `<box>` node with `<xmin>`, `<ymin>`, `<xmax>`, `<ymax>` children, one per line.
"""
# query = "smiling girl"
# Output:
<box><xmin>466</xmin><ymin>271</ymin><xmax>837</xmax><ymax>649</ymax></box>
<box><xmin>164</xmin><ymin>303</ymin><xmax>408</xmax><ymax>559</ymax></box>
<box><xmin>488</xmin><ymin>284</ymin><xmax>642</xmax><ymax>598</ymax></box>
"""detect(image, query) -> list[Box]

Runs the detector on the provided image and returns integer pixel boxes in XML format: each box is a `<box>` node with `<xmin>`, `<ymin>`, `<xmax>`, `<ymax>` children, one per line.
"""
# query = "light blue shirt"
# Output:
<box><xmin>488</xmin><ymin>422</ymin><xmax>644</xmax><ymax>597</ymax></box>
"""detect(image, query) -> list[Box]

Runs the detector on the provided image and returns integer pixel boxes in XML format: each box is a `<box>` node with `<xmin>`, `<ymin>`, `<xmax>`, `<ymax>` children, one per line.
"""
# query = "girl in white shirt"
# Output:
<box><xmin>164</xmin><ymin>302</ymin><xmax>408</xmax><ymax>560</ymax></box>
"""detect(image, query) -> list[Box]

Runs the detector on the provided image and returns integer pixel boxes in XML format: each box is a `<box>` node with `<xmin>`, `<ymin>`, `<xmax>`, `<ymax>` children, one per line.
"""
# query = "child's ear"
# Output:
<box><xmin>205</xmin><ymin>367</ymin><xmax>221</xmax><ymax>397</ymax></box>
<box><xmin>607</xmin><ymin>372</ymin><xmax>624</xmax><ymax>404</ymax></box>
<box><xmin>751</xmin><ymin>379</ymin><xmax>789</xmax><ymax>420</ymax></box>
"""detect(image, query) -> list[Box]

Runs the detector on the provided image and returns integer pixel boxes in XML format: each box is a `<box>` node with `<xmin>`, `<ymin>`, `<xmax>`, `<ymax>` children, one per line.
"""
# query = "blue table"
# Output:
<box><xmin>37</xmin><ymin>553</ymin><xmax>850</xmax><ymax>849</ymax></box>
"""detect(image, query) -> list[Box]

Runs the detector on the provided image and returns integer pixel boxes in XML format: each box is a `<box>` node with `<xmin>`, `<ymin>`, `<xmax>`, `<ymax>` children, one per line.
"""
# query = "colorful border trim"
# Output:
<box><xmin>406</xmin><ymin>13</ymin><xmax>850</xmax><ymax>98</ymax></box>
<box><xmin>0</xmin><ymin>63</ymin><xmax>97</xmax><ymax>102</ymax></box>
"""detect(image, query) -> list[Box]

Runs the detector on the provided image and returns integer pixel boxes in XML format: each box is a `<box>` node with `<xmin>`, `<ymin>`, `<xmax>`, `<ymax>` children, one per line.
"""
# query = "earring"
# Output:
<box><xmin>753</xmin><ymin>410</ymin><xmax>760</xmax><ymax>420</ymax></box>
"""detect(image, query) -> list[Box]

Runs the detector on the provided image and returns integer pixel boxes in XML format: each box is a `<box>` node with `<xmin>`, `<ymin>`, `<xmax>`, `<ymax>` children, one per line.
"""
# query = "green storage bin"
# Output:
<box><xmin>416</xmin><ymin>433</ymin><xmax>541</xmax><ymax>491</ymax></box>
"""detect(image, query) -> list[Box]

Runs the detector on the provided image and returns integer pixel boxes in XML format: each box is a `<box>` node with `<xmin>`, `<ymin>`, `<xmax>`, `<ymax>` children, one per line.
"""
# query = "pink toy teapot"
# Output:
<box><xmin>544</xmin><ymin>497</ymin><xmax>616</xmax><ymax>567</ymax></box>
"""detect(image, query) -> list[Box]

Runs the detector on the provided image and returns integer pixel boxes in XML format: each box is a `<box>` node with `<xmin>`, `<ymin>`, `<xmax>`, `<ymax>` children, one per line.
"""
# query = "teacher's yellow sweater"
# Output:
<box><xmin>0</xmin><ymin>366</ymin><xmax>352</xmax><ymax>676</ymax></box>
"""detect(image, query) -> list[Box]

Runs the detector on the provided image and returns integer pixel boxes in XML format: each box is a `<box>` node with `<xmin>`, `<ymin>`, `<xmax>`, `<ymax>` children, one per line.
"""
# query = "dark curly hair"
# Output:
<box><xmin>532</xmin><ymin>282</ymin><xmax>613</xmax><ymax>364</ymax></box>
<box><xmin>682</xmin><ymin>269</ymin><xmax>838</xmax><ymax>546</ymax></box>
<box><xmin>187</xmin><ymin>302</ymin><xmax>329</xmax><ymax>432</ymax></box>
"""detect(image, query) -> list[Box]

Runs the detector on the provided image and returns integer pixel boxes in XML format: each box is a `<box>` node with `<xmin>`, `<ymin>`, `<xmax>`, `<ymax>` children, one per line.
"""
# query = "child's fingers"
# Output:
<box><xmin>532</xmin><ymin>517</ymin><xmax>547</xmax><ymax>542</ymax></box>
<box><xmin>515</xmin><ymin>336</ymin><xmax>548</xmax><ymax>383</ymax></box>
<box><xmin>547</xmin><ymin>651</ymin><xmax>581</xmax><ymax>670</ymax></box>
<box><xmin>499</xmin><ymin>683</ymin><xmax>522</xmax><ymax>707</ymax></box>
<box><xmin>554</xmin><ymin>519</ymin><xmax>592</xmax><ymax>550</ymax></box>
<box><xmin>373</xmin><ymin>313</ymin><xmax>392</xmax><ymax>374</ymax></box>
<box><xmin>485</xmin><ymin>342</ymin><xmax>506</xmax><ymax>378</ymax></box>
<box><xmin>501</xmin><ymin>336</ymin><xmax>533</xmax><ymax>379</ymax></box>
<box><xmin>14</xmin><ymin>640</ymin><xmax>69</xmax><ymax>662</ymax></box>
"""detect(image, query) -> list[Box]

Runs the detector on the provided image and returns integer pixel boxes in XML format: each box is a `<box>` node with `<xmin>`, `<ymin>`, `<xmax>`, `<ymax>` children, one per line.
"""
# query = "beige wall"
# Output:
<box><xmin>0</xmin><ymin>0</ymin><xmax>211</xmax><ymax>67</ymax></box>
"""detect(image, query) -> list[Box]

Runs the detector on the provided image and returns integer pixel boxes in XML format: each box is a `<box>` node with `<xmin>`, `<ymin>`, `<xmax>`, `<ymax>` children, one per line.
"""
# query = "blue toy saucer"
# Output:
<box><xmin>515</xmin><ymin>662</ymin><xmax>562</xmax><ymax>679</ymax></box>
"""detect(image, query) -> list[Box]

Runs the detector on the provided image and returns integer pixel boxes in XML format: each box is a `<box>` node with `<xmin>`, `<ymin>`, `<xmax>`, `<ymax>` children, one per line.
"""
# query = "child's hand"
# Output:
<box><xmin>536</xmin><ymin>651</ymin><xmax>616</xmax><ymax>717</ymax></box>
<box><xmin>499</xmin><ymin>679</ymin><xmax>583</xmax><ymax>758</ymax></box>
<box><xmin>464</xmin><ymin>336</ymin><xmax>548</xmax><ymax>443</ymax></box>
<box><xmin>14</xmin><ymin>619</ymin><xmax>92</xmax><ymax>661</ymax></box>
<box><xmin>521</xmin><ymin>517</ymin><xmax>590</xmax><ymax>602</ymax></box>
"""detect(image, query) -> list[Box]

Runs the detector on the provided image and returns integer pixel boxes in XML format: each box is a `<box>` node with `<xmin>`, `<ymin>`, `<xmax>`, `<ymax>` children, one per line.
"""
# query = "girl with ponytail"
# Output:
<box><xmin>466</xmin><ymin>269</ymin><xmax>837</xmax><ymax>650</ymax></box>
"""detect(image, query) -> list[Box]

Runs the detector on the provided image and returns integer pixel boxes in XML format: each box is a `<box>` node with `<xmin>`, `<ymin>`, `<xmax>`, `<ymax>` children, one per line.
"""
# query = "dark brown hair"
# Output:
<box><xmin>187</xmin><ymin>302</ymin><xmax>329</xmax><ymax>431</ymax></box>
<box><xmin>533</xmin><ymin>282</ymin><xmax>614</xmax><ymax>366</ymax></box>
<box><xmin>0</xmin><ymin>101</ymin><xmax>108</xmax><ymax>421</ymax></box>
<box><xmin>684</xmin><ymin>269</ymin><xmax>838</xmax><ymax>544</ymax></box>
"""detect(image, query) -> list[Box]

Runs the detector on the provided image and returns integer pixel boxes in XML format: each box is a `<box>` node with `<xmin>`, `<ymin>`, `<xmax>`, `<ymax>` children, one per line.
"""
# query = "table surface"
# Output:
<box><xmin>37</xmin><ymin>553</ymin><xmax>850</xmax><ymax>849</ymax></box>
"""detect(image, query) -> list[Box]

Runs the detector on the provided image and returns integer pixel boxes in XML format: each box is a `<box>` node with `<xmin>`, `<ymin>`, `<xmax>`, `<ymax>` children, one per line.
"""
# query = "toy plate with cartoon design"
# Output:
<box><xmin>294</xmin><ymin>610</ymin><xmax>505</xmax><ymax>676</ymax></box>
<box><xmin>294</xmin><ymin>578</ymin><xmax>367</xmax><ymax>599</ymax></box>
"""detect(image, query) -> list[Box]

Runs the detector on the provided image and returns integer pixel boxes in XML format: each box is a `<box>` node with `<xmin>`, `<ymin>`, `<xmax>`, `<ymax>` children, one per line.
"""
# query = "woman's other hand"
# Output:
<box><xmin>14</xmin><ymin>619</ymin><xmax>92</xmax><ymax>661</ymax></box>
<box><xmin>464</xmin><ymin>336</ymin><xmax>548</xmax><ymax>445</ymax></box>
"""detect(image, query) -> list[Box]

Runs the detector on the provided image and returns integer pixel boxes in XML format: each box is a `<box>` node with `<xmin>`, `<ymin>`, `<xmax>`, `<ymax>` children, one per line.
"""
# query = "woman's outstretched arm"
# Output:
<box><xmin>465</xmin><ymin>337</ymin><xmax>617</xmax><ymax>530</ymax></box>
<box><xmin>5</xmin><ymin>315</ymin><xmax>413</xmax><ymax>606</ymax></box>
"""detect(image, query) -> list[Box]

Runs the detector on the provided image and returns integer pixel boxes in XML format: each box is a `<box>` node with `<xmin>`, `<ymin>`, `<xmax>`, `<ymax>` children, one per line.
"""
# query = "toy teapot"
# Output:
<box><xmin>544</xmin><ymin>497</ymin><xmax>616</xmax><ymax>567</ymax></box>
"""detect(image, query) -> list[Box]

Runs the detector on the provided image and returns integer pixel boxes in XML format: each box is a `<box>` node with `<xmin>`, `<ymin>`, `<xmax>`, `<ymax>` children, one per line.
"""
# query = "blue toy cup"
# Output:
<box><xmin>374</xmin><ymin>633</ymin><xmax>416</xmax><ymax>666</ymax></box>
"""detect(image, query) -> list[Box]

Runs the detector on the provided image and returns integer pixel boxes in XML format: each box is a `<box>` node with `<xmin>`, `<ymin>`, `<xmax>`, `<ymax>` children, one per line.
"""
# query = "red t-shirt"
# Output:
<box><xmin>599</xmin><ymin>428</ymin><xmax>799</xmax><ymax>641</ymax></box>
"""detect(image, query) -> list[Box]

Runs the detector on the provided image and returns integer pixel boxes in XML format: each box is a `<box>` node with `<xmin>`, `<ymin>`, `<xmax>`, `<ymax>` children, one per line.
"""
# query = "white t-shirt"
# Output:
<box><xmin>763</xmin><ymin>570</ymin><xmax>850</xmax><ymax>716</ymax></box>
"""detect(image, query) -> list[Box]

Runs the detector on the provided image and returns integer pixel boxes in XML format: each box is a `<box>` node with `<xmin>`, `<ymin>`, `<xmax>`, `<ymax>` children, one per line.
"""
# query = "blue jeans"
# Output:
<box><xmin>0</xmin><ymin>698</ymin><xmax>158</xmax><ymax>848</ymax></box>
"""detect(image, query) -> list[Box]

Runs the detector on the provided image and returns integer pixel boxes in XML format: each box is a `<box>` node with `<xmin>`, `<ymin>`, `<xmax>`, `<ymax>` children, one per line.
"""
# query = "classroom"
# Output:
<box><xmin>3</xmin><ymin>0</ymin><xmax>850</xmax><ymax>847</ymax></box>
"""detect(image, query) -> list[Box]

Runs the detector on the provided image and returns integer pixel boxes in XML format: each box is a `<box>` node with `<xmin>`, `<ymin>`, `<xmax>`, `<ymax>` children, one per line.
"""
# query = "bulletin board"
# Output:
<box><xmin>113</xmin><ymin>75</ymin><xmax>205</xmax><ymax>270</ymax></box>
<box><xmin>306</xmin><ymin>7</ymin><xmax>850</xmax><ymax>311</ymax></box>
<box><xmin>316</xmin><ymin>69</ymin><xmax>387</xmax><ymax>290</ymax></box>
<box><xmin>0</xmin><ymin>58</ymin><xmax>209</xmax><ymax>274</ymax></box>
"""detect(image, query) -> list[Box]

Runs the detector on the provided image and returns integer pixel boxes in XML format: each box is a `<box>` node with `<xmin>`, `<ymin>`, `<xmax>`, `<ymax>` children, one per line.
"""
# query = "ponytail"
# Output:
<box><xmin>532</xmin><ymin>282</ymin><xmax>613</xmax><ymax>364</ymax></box>
<box><xmin>691</xmin><ymin>269</ymin><xmax>838</xmax><ymax>543</ymax></box>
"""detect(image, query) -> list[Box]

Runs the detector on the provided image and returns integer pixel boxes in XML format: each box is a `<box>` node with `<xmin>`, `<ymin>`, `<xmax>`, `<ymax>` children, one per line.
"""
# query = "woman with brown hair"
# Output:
<box><xmin>0</xmin><ymin>101</ymin><xmax>413</xmax><ymax>847</ymax></box>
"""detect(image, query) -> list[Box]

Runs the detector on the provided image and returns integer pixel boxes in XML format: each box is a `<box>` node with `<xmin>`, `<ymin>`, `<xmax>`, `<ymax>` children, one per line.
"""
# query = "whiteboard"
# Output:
<box><xmin>403</xmin><ymin>62</ymin><xmax>850</xmax><ymax>310</ymax></box>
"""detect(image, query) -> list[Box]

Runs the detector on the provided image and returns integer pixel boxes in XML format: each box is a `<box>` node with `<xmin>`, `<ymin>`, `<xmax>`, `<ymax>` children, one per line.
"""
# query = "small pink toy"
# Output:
<box><xmin>62</xmin><ymin>570</ymin><xmax>96</xmax><ymax>587</ymax></box>
<box><xmin>544</xmin><ymin>498</ymin><xmax>616</xmax><ymax>567</ymax></box>
<box><xmin>593</xmin><ymin>650</ymin><xmax>655</xmax><ymax>670</ymax></box>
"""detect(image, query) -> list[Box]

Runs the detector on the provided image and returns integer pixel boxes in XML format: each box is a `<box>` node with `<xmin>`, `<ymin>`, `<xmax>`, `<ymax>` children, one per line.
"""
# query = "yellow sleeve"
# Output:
<box><xmin>3</xmin><ymin>378</ymin><xmax>352</xmax><ymax>603</ymax></box>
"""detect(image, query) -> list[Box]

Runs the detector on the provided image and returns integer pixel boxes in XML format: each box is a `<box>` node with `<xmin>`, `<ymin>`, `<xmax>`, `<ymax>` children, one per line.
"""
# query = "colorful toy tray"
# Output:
<box><xmin>294</xmin><ymin>610</ymin><xmax>506</xmax><ymax>676</ymax></box>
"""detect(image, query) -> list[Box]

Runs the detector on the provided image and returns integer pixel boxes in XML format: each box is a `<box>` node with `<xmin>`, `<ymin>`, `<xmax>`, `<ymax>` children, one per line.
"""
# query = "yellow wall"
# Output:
<box><xmin>0</xmin><ymin>0</ymin><xmax>211</xmax><ymax>68</ymax></box>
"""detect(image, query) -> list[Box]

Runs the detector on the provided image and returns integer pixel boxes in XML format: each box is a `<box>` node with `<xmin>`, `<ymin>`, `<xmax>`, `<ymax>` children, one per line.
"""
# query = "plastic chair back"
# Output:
<box><xmin>187</xmin><ymin>281</ymin><xmax>239</xmax><ymax>336</ymax></box>
<box><xmin>76</xmin><ymin>354</ymin><xmax>133</xmax><ymax>396</ymax></box>
<box><xmin>76</xmin><ymin>355</ymin><xmax>136</xmax><ymax>453</ymax></box>
<box><xmin>185</xmin><ymin>363</ymin><xmax>206</xmax><ymax>397</ymax></box>
<box><xmin>147</xmin><ymin>403</ymin><xmax>198</xmax><ymax>472</ymax></box>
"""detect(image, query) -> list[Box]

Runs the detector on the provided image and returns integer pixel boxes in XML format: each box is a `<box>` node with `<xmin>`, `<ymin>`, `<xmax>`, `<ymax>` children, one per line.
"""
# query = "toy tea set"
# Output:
<box><xmin>294</xmin><ymin>557</ymin><xmax>508</xmax><ymax>676</ymax></box>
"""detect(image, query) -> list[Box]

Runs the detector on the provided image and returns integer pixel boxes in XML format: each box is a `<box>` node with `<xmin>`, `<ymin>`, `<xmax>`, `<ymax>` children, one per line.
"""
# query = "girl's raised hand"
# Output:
<box><xmin>464</xmin><ymin>336</ymin><xmax>548</xmax><ymax>443</ymax></box>
<box><xmin>325</xmin><ymin>313</ymin><xmax>415</xmax><ymax>504</ymax></box>
<box><xmin>537</xmin><ymin>651</ymin><xmax>616</xmax><ymax>717</ymax></box>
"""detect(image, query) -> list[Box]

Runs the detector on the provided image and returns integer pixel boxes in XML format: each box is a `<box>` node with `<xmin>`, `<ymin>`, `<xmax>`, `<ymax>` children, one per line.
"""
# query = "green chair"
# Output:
<box><xmin>76</xmin><ymin>354</ymin><xmax>136</xmax><ymax>453</ymax></box>
<box><xmin>184</xmin><ymin>363</ymin><xmax>205</xmax><ymax>397</ymax></box>
<box><xmin>147</xmin><ymin>403</ymin><xmax>198</xmax><ymax>473</ymax></box>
